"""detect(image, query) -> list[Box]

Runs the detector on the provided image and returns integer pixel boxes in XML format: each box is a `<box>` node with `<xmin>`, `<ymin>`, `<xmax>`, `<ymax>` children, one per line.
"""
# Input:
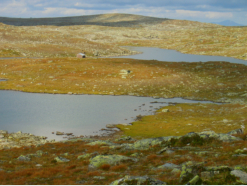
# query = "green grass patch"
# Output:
<box><xmin>117</xmin><ymin>103</ymin><xmax>247</xmax><ymax>138</ymax></box>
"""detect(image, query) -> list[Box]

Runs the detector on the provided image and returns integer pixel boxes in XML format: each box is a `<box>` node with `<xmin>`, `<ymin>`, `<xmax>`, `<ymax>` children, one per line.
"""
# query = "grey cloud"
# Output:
<box><xmin>3</xmin><ymin>0</ymin><xmax>245</xmax><ymax>12</ymax></box>
<box><xmin>66</xmin><ymin>0</ymin><xmax>247</xmax><ymax>11</ymax></box>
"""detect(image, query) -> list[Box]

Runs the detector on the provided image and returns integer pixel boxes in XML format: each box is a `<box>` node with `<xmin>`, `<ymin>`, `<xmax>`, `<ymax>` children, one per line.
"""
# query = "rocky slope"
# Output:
<box><xmin>0</xmin><ymin>128</ymin><xmax>247</xmax><ymax>184</ymax></box>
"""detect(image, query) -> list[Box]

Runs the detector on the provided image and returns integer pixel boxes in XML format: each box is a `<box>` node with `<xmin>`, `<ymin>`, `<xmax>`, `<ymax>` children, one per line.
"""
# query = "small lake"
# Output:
<box><xmin>0</xmin><ymin>90</ymin><xmax>213</xmax><ymax>141</ymax></box>
<box><xmin>1</xmin><ymin>46</ymin><xmax>236</xmax><ymax>141</ymax></box>
<box><xmin>112</xmin><ymin>46</ymin><xmax>247</xmax><ymax>65</ymax></box>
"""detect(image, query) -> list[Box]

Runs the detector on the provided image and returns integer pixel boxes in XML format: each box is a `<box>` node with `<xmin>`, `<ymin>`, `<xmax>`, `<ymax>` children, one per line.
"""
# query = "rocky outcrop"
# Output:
<box><xmin>122</xmin><ymin>136</ymin><xmax>179</xmax><ymax>150</ymax></box>
<box><xmin>88</xmin><ymin>155</ymin><xmax>138</xmax><ymax>170</ymax></box>
<box><xmin>231</xmin><ymin>170</ymin><xmax>247</xmax><ymax>184</ymax></box>
<box><xmin>0</xmin><ymin>127</ymin><xmax>246</xmax><ymax>185</ymax></box>
<box><xmin>17</xmin><ymin>155</ymin><xmax>31</xmax><ymax>162</ymax></box>
<box><xmin>197</xmin><ymin>131</ymin><xmax>242</xmax><ymax>142</ymax></box>
<box><xmin>110</xmin><ymin>175</ymin><xmax>166</xmax><ymax>185</ymax></box>
<box><xmin>118</xmin><ymin>129</ymin><xmax>242</xmax><ymax>151</ymax></box>
<box><xmin>0</xmin><ymin>130</ymin><xmax>55</xmax><ymax>150</ymax></box>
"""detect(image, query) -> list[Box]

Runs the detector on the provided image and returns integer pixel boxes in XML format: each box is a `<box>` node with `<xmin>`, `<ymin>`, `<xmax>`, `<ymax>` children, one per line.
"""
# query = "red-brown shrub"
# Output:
<box><xmin>110</xmin><ymin>164</ymin><xmax>127</xmax><ymax>171</ymax></box>
<box><xmin>99</xmin><ymin>164</ymin><xmax>111</xmax><ymax>171</ymax></box>
<box><xmin>66</xmin><ymin>165</ymin><xmax>76</xmax><ymax>169</ymax></box>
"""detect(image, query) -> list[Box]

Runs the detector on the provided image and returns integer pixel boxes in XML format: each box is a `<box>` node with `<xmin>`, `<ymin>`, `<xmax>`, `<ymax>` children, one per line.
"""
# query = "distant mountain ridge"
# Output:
<box><xmin>0</xmin><ymin>13</ymin><xmax>171</xmax><ymax>27</ymax></box>
<box><xmin>212</xmin><ymin>20</ymin><xmax>244</xmax><ymax>26</ymax></box>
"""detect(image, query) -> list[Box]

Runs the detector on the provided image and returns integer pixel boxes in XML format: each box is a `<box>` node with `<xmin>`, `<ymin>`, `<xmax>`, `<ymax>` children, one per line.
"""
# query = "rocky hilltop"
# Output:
<box><xmin>0</xmin><ymin>13</ymin><xmax>170</xmax><ymax>27</ymax></box>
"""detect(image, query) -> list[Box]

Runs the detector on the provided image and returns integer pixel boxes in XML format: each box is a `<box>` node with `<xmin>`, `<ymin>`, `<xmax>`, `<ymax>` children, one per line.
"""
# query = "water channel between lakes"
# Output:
<box><xmin>111</xmin><ymin>46</ymin><xmax>247</xmax><ymax>65</ymax></box>
<box><xmin>1</xmin><ymin>47</ymin><xmax>245</xmax><ymax>141</ymax></box>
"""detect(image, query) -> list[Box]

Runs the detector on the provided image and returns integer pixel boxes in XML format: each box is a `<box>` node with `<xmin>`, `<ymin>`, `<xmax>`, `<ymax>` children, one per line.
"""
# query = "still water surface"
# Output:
<box><xmin>1</xmin><ymin>46</ymin><xmax>237</xmax><ymax>141</ymax></box>
<box><xmin>112</xmin><ymin>46</ymin><xmax>247</xmax><ymax>65</ymax></box>
<box><xmin>0</xmin><ymin>91</ymin><xmax>213</xmax><ymax>140</ymax></box>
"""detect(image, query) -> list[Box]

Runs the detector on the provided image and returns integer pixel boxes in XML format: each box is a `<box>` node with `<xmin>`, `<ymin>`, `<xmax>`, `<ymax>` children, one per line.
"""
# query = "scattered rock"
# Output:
<box><xmin>157</xmin><ymin>147</ymin><xmax>168</xmax><ymax>154</ymax></box>
<box><xmin>54</xmin><ymin>156</ymin><xmax>70</xmax><ymax>163</ymax></box>
<box><xmin>88</xmin><ymin>155</ymin><xmax>138</xmax><ymax>170</ymax></box>
<box><xmin>179</xmin><ymin>161</ymin><xmax>205</xmax><ymax>183</ymax></box>
<box><xmin>66</xmin><ymin>133</ymin><xmax>73</xmax><ymax>136</ymax></box>
<box><xmin>228</xmin><ymin>128</ymin><xmax>243</xmax><ymax>135</ymax></box>
<box><xmin>231</xmin><ymin>170</ymin><xmax>247</xmax><ymax>184</ymax></box>
<box><xmin>110</xmin><ymin>175</ymin><xmax>166</xmax><ymax>185</ymax></box>
<box><xmin>56</xmin><ymin>131</ymin><xmax>64</xmax><ymax>135</ymax></box>
<box><xmin>106</xmin><ymin>124</ymin><xmax>117</xmax><ymax>128</ymax></box>
<box><xmin>124</xmin><ymin>136</ymin><xmax>178</xmax><ymax>150</ymax></box>
<box><xmin>17</xmin><ymin>155</ymin><xmax>31</xmax><ymax>161</ymax></box>
<box><xmin>161</xmin><ymin>109</ymin><xmax>169</xmax><ymax>112</ymax></box>
<box><xmin>115</xmin><ymin>136</ymin><xmax>134</xmax><ymax>142</ymax></box>
<box><xmin>198</xmin><ymin>131</ymin><xmax>242</xmax><ymax>142</ymax></box>
<box><xmin>205</xmin><ymin>166</ymin><xmax>232</xmax><ymax>173</ymax></box>
<box><xmin>156</xmin><ymin>163</ymin><xmax>180</xmax><ymax>170</ymax></box>
<box><xmin>166</xmin><ymin>150</ymin><xmax>175</xmax><ymax>154</ymax></box>
<box><xmin>77</xmin><ymin>153</ymin><xmax>93</xmax><ymax>160</ymax></box>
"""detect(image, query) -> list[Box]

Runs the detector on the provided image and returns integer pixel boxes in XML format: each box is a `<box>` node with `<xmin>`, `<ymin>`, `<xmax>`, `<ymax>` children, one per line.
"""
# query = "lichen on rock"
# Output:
<box><xmin>110</xmin><ymin>175</ymin><xmax>166</xmax><ymax>185</ymax></box>
<box><xmin>89</xmin><ymin>155</ymin><xmax>138</xmax><ymax>170</ymax></box>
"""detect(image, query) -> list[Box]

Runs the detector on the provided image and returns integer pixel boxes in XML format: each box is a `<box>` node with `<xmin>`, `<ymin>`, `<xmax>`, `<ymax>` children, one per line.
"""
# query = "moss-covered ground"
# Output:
<box><xmin>117</xmin><ymin>103</ymin><xmax>247</xmax><ymax>138</ymax></box>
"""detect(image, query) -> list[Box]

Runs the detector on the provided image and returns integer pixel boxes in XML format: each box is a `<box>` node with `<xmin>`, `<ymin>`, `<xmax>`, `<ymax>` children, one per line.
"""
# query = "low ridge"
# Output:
<box><xmin>0</xmin><ymin>13</ymin><xmax>171</xmax><ymax>27</ymax></box>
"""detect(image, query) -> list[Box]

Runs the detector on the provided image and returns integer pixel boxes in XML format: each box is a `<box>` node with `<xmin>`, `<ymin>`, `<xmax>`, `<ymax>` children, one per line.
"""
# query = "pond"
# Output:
<box><xmin>2</xmin><ymin>46</ymin><xmax>236</xmax><ymax>141</ymax></box>
<box><xmin>111</xmin><ymin>46</ymin><xmax>247</xmax><ymax>65</ymax></box>
<box><xmin>0</xmin><ymin>90</ymin><xmax>213</xmax><ymax>141</ymax></box>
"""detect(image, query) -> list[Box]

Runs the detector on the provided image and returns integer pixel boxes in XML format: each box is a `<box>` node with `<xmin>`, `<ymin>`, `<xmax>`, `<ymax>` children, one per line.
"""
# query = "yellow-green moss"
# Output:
<box><xmin>117</xmin><ymin>103</ymin><xmax>247</xmax><ymax>138</ymax></box>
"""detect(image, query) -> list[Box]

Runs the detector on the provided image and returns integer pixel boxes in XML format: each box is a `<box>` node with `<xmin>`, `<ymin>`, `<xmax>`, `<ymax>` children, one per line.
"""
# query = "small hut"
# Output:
<box><xmin>77</xmin><ymin>53</ymin><xmax>86</xmax><ymax>58</ymax></box>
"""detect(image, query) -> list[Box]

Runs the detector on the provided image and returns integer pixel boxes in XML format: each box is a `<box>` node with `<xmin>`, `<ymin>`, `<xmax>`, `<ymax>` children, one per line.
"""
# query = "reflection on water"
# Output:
<box><xmin>0</xmin><ymin>90</ymin><xmax>213</xmax><ymax>140</ymax></box>
<box><xmin>111</xmin><ymin>46</ymin><xmax>247</xmax><ymax>65</ymax></box>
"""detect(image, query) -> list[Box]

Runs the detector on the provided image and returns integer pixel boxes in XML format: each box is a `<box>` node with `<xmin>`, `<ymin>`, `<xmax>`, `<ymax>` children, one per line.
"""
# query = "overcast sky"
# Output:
<box><xmin>0</xmin><ymin>0</ymin><xmax>247</xmax><ymax>25</ymax></box>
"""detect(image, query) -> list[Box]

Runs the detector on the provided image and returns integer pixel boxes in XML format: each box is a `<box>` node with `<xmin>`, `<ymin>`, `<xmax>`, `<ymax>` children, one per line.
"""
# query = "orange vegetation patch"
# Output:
<box><xmin>0</xmin><ymin>57</ymin><xmax>247</xmax><ymax>104</ymax></box>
